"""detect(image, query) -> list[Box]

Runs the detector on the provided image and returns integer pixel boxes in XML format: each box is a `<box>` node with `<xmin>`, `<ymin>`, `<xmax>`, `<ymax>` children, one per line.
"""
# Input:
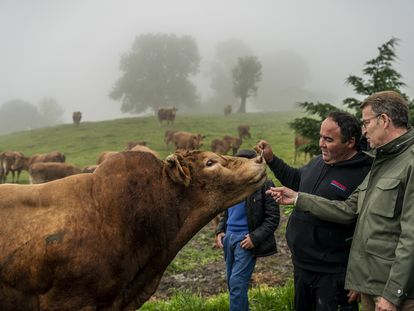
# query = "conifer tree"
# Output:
<box><xmin>290</xmin><ymin>37</ymin><xmax>411</xmax><ymax>159</ymax></box>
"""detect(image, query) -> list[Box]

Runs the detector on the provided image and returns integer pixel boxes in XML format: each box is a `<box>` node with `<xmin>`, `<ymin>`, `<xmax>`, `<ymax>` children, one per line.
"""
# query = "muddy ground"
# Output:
<box><xmin>152</xmin><ymin>214</ymin><xmax>293</xmax><ymax>300</ymax></box>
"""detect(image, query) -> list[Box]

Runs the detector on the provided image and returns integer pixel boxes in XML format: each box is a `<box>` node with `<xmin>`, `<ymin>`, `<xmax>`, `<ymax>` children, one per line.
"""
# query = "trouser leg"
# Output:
<box><xmin>223</xmin><ymin>233</ymin><xmax>234</xmax><ymax>290</ymax></box>
<box><xmin>293</xmin><ymin>266</ymin><xmax>314</xmax><ymax>311</ymax></box>
<box><xmin>224</xmin><ymin>232</ymin><xmax>256</xmax><ymax>311</ymax></box>
<box><xmin>313</xmin><ymin>272</ymin><xmax>358</xmax><ymax>311</ymax></box>
<box><xmin>294</xmin><ymin>266</ymin><xmax>358</xmax><ymax>311</ymax></box>
<box><xmin>401</xmin><ymin>298</ymin><xmax>414</xmax><ymax>311</ymax></box>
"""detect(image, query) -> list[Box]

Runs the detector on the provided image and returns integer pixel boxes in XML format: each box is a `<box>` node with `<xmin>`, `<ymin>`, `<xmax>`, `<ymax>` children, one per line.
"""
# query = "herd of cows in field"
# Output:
<box><xmin>0</xmin><ymin>106</ymin><xmax>310</xmax><ymax>186</ymax></box>
<box><xmin>0</xmin><ymin>106</ymin><xmax>256</xmax><ymax>185</ymax></box>
<box><xmin>158</xmin><ymin>106</ymin><xmax>251</xmax><ymax>152</ymax></box>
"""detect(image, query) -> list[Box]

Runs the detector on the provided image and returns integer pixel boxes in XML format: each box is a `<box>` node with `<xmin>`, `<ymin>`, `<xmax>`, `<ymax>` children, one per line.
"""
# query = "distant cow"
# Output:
<box><xmin>237</xmin><ymin>124</ymin><xmax>251</xmax><ymax>140</ymax></box>
<box><xmin>0</xmin><ymin>150</ymin><xmax>267</xmax><ymax>310</ymax></box>
<box><xmin>224</xmin><ymin>105</ymin><xmax>232</xmax><ymax>117</ymax></box>
<box><xmin>173</xmin><ymin>131</ymin><xmax>204</xmax><ymax>150</ymax></box>
<box><xmin>223</xmin><ymin>135</ymin><xmax>243</xmax><ymax>155</ymax></box>
<box><xmin>96</xmin><ymin>151</ymin><xmax>119</xmax><ymax>165</ymax></box>
<box><xmin>12</xmin><ymin>151</ymin><xmax>66</xmax><ymax>173</ymax></box>
<box><xmin>164</xmin><ymin>129</ymin><xmax>177</xmax><ymax>149</ymax></box>
<box><xmin>81</xmin><ymin>165</ymin><xmax>98</xmax><ymax>173</ymax></box>
<box><xmin>98</xmin><ymin>146</ymin><xmax>159</xmax><ymax>167</ymax></box>
<box><xmin>0</xmin><ymin>151</ymin><xmax>24</xmax><ymax>183</ymax></box>
<box><xmin>72</xmin><ymin>111</ymin><xmax>82</xmax><ymax>126</ymax></box>
<box><xmin>211</xmin><ymin>138</ymin><xmax>231</xmax><ymax>155</ymax></box>
<box><xmin>294</xmin><ymin>133</ymin><xmax>311</xmax><ymax>164</ymax></box>
<box><xmin>130</xmin><ymin>145</ymin><xmax>160</xmax><ymax>158</ymax></box>
<box><xmin>125</xmin><ymin>141</ymin><xmax>147</xmax><ymax>151</ymax></box>
<box><xmin>158</xmin><ymin>107</ymin><xmax>178</xmax><ymax>125</ymax></box>
<box><xmin>29</xmin><ymin>162</ymin><xmax>81</xmax><ymax>184</ymax></box>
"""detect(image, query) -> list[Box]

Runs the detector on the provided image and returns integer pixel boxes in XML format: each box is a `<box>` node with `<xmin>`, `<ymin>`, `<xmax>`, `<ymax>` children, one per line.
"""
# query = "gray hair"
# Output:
<box><xmin>360</xmin><ymin>91</ymin><xmax>409</xmax><ymax>128</ymax></box>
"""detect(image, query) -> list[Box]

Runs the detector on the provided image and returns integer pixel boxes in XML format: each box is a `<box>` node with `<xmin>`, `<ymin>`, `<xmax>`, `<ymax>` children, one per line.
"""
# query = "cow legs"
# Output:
<box><xmin>3</xmin><ymin>170</ymin><xmax>9</xmax><ymax>183</ymax></box>
<box><xmin>14</xmin><ymin>170</ymin><xmax>22</xmax><ymax>183</ymax></box>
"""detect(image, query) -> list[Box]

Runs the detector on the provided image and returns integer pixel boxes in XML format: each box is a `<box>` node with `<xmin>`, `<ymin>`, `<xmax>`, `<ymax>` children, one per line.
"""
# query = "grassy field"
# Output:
<box><xmin>0</xmin><ymin>110</ymin><xmax>308</xmax><ymax>184</ymax></box>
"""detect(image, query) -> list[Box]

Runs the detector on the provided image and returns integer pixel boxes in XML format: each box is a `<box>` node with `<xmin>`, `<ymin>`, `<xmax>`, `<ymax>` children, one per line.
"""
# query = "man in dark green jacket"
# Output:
<box><xmin>268</xmin><ymin>91</ymin><xmax>414</xmax><ymax>311</ymax></box>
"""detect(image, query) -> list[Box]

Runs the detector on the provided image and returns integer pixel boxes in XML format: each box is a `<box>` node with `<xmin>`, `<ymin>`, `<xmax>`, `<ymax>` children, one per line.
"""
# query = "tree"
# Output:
<box><xmin>110</xmin><ymin>33</ymin><xmax>201</xmax><ymax>114</ymax></box>
<box><xmin>232</xmin><ymin>56</ymin><xmax>262</xmax><ymax>113</ymax></box>
<box><xmin>38</xmin><ymin>97</ymin><xmax>65</xmax><ymax>126</ymax></box>
<box><xmin>291</xmin><ymin>37</ymin><xmax>411</xmax><ymax>158</ymax></box>
<box><xmin>207</xmin><ymin>39</ymin><xmax>252</xmax><ymax>110</ymax></box>
<box><xmin>343</xmin><ymin>37</ymin><xmax>408</xmax><ymax>118</ymax></box>
<box><xmin>0</xmin><ymin>99</ymin><xmax>42</xmax><ymax>134</ymax></box>
<box><xmin>289</xmin><ymin>102</ymin><xmax>340</xmax><ymax>156</ymax></box>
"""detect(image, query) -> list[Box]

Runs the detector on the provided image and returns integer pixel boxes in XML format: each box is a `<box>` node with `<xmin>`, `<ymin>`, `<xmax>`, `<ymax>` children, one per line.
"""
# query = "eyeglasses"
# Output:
<box><xmin>361</xmin><ymin>114</ymin><xmax>382</xmax><ymax>128</ymax></box>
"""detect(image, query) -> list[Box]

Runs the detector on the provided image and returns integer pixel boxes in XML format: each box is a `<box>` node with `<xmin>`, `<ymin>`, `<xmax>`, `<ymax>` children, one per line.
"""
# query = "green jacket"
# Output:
<box><xmin>295</xmin><ymin>127</ymin><xmax>414</xmax><ymax>307</ymax></box>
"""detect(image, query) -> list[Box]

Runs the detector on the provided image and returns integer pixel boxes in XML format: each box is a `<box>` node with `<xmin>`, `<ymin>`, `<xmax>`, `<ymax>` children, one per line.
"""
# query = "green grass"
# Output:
<box><xmin>167</xmin><ymin>227</ymin><xmax>222</xmax><ymax>273</ymax></box>
<box><xmin>140</xmin><ymin>279</ymin><xmax>294</xmax><ymax>311</ymax></box>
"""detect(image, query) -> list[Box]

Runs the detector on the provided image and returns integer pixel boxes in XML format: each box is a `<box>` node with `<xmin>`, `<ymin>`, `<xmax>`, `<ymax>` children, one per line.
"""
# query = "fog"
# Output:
<box><xmin>1</xmin><ymin>0</ymin><xmax>413</xmax><ymax>124</ymax></box>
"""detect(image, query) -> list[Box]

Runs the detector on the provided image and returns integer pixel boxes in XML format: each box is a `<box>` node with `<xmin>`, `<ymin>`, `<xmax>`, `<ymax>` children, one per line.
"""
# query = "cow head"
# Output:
<box><xmin>164</xmin><ymin>150</ymin><xmax>267</xmax><ymax>211</ymax></box>
<box><xmin>193</xmin><ymin>134</ymin><xmax>205</xmax><ymax>149</ymax></box>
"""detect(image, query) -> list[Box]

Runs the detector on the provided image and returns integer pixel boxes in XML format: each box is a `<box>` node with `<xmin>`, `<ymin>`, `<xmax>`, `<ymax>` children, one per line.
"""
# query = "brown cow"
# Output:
<box><xmin>0</xmin><ymin>151</ymin><xmax>24</xmax><ymax>183</ymax></box>
<box><xmin>98</xmin><ymin>145</ymin><xmax>159</xmax><ymax>167</ymax></box>
<box><xmin>12</xmin><ymin>151</ymin><xmax>66</xmax><ymax>172</ymax></box>
<box><xmin>222</xmin><ymin>135</ymin><xmax>243</xmax><ymax>155</ymax></box>
<box><xmin>81</xmin><ymin>165</ymin><xmax>98</xmax><ymax>173</ymax></box>
<box><xmin>96</xmin><ymin>151</ymin><xmax>119</xmax><ymax>165</ymax></box>
<box><xmin>158</xmin><ymin>107</ymin><xmax>178</xmax><ymax>125</ymax></box>
<box><xmin>0</xmin><ymin>150</ymin><xmax>267</xmax><ymax>310</ymax></box>
<box><xmin>294</xmin><ymin>133</ymin><xmax>311</xmax><ymax>164</ymax></box>
<box><xmin>72</xmin><ymin>111</ymin><xmax>82</xmax><ymax>126</ymax></box>
<box><xmin>125</xmin><ymin>141</ymin><xmax>147</xmax><ymax>150</ymax></box>
<box><xmin>224</xmin><ymin>105</ymin><xmax>232</xmax><ymax>117</ymax></box>
<box><xmin>237</xmin><ymin>124</ymin><xmax>251</xmax><ymax>140</ymax></box>
<box><xmin>164</xmin><ymin>129</ymin><xmax>177</xmax><ymax>149</ymax></box>
<box><xmin>211</xmin><ymin>138</ymin><xmax>231</xmax><ymax>155</ymax></box>
<box><xmin>172</xmin><ymin>131</ymin><xmax>204</xmax><ymax>150</ymax></box>
<box><xmin>130</xmin><ymin>145</ymin><xmax>160</xmax><ymax>158</ymax></box>
<box><xmin>29</xmin><ymin>162</ymin><xmax>82</xmax><ymax>184</ymax></box>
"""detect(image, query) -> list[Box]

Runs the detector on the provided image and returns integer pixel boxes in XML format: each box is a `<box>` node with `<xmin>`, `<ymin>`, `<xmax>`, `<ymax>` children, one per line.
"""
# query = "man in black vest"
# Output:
<box><xmin>257</xmin><ymin>111</ymin><xmax>372</xmax><ymax>311</ymax></box>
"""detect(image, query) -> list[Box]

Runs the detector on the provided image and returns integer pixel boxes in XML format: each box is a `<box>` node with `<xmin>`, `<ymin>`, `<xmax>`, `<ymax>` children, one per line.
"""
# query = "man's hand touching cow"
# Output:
<box><xmin>255</xmin><ymin>140</ymin><xmax>274</xmax><ymax>163</ymax></box>
<box><xmin>265</xmin><ymin>186</ymin><xmax>298</xmax><ymax>206</ymax></box>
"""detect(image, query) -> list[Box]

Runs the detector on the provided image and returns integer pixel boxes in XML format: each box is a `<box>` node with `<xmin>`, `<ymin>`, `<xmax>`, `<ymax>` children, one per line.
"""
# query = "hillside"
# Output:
<box><xmin>0</xmin><ymin>111</ymin><xmax>306</xmax><ymax>183</ymax></box>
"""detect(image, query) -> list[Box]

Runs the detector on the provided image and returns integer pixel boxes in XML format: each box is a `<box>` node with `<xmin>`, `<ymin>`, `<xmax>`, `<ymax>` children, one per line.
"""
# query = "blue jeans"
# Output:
<box><xmin>223</xmin><ymin>232</ymin><xmax>256</xmax><ymax>311</ymax></box>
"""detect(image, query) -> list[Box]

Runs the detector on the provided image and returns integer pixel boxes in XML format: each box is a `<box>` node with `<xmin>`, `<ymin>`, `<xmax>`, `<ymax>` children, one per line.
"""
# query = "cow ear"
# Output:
<box><xmin>164</xmin><ymin>154</ymin><xmax>191</xmax><ymax>187</ymax></box>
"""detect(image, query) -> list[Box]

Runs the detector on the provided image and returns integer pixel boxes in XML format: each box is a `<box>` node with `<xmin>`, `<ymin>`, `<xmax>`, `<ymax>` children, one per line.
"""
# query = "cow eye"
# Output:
<box><xmin>206</xmin><ymin>159</ymin><xmax>215</xmax><ymax>167</ymax></box>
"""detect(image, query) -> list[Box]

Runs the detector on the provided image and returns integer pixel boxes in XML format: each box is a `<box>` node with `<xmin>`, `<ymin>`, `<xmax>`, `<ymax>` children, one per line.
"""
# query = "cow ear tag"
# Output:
<box><xmin>164</xmin><ymin>154</ymin><xmax>191</xmax><ymax>187</ymax></box>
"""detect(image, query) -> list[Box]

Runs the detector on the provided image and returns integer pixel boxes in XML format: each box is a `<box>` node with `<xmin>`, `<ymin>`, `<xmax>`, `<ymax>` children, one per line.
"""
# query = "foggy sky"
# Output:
<box><xmin>1</xmin><ymin>0</ymin><xmax>413</xmax><ymax>123</ymax></box>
